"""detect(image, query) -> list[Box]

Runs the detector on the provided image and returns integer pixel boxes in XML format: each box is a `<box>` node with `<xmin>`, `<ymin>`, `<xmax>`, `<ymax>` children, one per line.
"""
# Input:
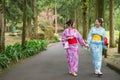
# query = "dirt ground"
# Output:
<box><xmin>5</xmin><ymin>32</ymin><xmax>21</xmax><ymax>46</ymax></box>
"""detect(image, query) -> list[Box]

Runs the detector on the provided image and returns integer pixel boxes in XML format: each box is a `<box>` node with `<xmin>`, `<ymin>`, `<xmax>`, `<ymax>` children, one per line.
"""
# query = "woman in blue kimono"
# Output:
<box><xmin>87</xmin><ymin>18</ymin><xmax>106</xmax><ymax>76</ymax></box>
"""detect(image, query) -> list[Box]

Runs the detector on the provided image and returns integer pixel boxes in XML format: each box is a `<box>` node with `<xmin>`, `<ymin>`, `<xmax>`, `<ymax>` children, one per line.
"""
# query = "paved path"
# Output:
<box><xmin>0</xmin><ymin>42</ymin><xmax>120</xmax><ymax>80</ymax></box>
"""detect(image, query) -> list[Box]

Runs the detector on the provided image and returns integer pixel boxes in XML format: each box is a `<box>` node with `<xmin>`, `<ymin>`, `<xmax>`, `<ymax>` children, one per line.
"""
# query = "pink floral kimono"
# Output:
<box><xmin>61</xmin><ymin>28</ymin><xmax>85</xmax><ymax>73</ymax></box>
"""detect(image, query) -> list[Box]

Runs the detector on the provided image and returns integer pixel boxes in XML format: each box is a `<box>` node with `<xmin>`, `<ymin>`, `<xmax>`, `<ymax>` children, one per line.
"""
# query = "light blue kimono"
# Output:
<box><xmin>87</xmin><ymin>26</ymin><xmax>106</xmax><ymax>72</ymax></box>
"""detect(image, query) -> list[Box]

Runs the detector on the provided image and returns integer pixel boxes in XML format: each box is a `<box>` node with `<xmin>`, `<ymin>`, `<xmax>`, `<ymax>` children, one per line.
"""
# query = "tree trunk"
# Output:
<box><xmin>76</xmin><ymin>8</ymin><xmax>80</xmax><ymax>31</ymax></box>
<box><xmin>0</xmin><ymin>13</ymin><xmax>5</xmax><ymax>52</ymax></box>
<box><xmin>74</xmin><ymin>9</ymin><xmax>77</xmax><ymax>28</ymax></box>
<box><xmin>0</xmin><ymin>0</ymin><xmax>5</xmax><ymax>52</ymax></box>
<box><xmin>77</xmin><ymin>5</ymin><xmax>82</xmax><ymax>32</ymax></box>
<box><xmin>95</xmin><ymin>0</ymin><xmax>105</xmax><ymax>19</ymax></box>
<box><xmin>109</xmin><ymin>0</ymin><xmax>115</xmax><ymax>48</ymax></box>
<box><xmin>33</xmin><ymin>0</ymin><xmax>38</xmax><ymax>38</ymax></box>
<box><xmin>26</xmin><ymin>18</ymin><xmax>32</xmax><ymax>39</ymax></box>
<box><xmin>55</xmin><ymin>0</ymin><xmax>58</xmax><ymax>34</ymax></box>
<box><xmin>22</xmin><ymin>0</ymin><xmax>27</xmax><ymax>49</ymax></box>
<box><xmin>82</xmin><ymin>0</ymin><xmax>88</xmax><ymax>40</ymax></box>
<box><xmin>88</xmin><ymin>0</ymin><xmax>91</xmax><ymax>31</ymax></box>
<box><xmin>118</xmin><ymin>31</ymin><xmax>120</xmax><ymax>53</ymax></box>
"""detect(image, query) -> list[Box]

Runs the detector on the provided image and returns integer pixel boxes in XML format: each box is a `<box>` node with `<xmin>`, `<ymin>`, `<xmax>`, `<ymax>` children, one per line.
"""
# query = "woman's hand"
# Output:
<box><xmin>67</xmin><ymin>36</ymin><xmax>74</xmax><ymax>40</ymax></box>
<box><xmin>84</xmin><ymin>43</ymin><xmax>89</xmax><ymax>48</ymax></box>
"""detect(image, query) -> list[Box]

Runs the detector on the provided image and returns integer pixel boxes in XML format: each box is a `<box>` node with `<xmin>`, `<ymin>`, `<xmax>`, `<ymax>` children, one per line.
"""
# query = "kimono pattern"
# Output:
<box><xmin>61</xmin><ymin>28</ymin><xmax>84</xmax><ymax>73</ymax></box>
<box><xmin>87</xmin><ymin>27</ymin><xmax>106</xmax><ymax>72</ymax></box>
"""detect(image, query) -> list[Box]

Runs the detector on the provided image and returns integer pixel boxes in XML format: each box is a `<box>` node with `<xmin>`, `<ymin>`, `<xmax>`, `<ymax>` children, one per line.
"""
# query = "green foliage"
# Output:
<box><xmin>4</xmin><ymin>43</ymin><xmax>22</xmax><ymax>63</ymax></box>
<box><xmin>0</xmin><ymin>40</ymin><xmax>48</xmax><ymax>71</ymax></box>
<box><xmin>110</xmin><ymin>42</ymin><xmax>117</xmax><ymax>48</ymax></box>
<box><xmin>106</xmin><ymin>31</ymin><xmax>119</xmax><ymax>39</ymax></box>
<box><xmin>114</xmin><ymin>8</ymin><xmax>120</xmax><ymax>30</ymax></box>
<box><xmin>5</xmin><ymin>0</ymin><xmax>23</xmax><ymax>23</ymax></box>
<box><xmin>23</xmin><ymin>40</ymin><xmax>48</xmax><ymax>57</ymax></box>
<box><xmin>115</xmin><ymin>31</ymin><xmax>119</xmax><ymax>39</ymax></box>
<box><xmin>0</xmin><ymin>53</ymin><xmax>10</xmax><ymax>69</ymax></box>
<box><xmin>104</xmin><ymin>0</ymin><xmax>120</xmax><ymax>31</ymax></box>
<box><xmin>53</xmin><ymin>33</ymin><xmax>61</xmax><ymax>42</ymax></box>
<box><xmin>1</xmin><ymin>0</ymin><xmax>119</xmax><ymax>31</ymax></box>
<box><xmin>38</xmin><ymin>21</ymin><xmax>55</xmax><ymax>40</ymax></box>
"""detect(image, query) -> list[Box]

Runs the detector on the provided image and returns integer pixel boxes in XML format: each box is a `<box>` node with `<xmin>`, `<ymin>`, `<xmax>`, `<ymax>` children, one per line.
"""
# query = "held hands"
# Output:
<box><xmin>84</xmin><ymin>43</ymin><xmax>89</xmax><ymax>48</ymax></box>
<box><xmin>83</xmin><ymin>40</ymin><xmax>89</xmax><ymax>48</ymax></box>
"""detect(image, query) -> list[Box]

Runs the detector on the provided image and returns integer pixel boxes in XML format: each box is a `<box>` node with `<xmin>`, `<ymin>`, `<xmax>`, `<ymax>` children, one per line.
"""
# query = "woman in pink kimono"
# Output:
<box><xmin>61</xmin><ymin>19</ymin><xmax>88</xmax><ymax>77</ymax></box>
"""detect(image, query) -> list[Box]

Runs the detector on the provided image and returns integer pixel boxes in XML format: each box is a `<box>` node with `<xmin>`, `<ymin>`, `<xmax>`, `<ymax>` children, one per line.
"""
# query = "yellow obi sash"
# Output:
<box><xmin>92</xmin><ymin>34</ymin><xmax>102</xmax><ymax>41</ymax></box>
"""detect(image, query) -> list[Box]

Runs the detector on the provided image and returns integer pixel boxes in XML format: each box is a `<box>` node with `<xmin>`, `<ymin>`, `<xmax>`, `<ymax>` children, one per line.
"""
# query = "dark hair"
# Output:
<box><xmin>66</xmin><ymin>19</ymin><xmax>74</xmax><ymax>26</ymax></box>
<box><xmin>96</xmin><ymin>18</ymin><xmax>103</xmax><ymax>26</ymax></box>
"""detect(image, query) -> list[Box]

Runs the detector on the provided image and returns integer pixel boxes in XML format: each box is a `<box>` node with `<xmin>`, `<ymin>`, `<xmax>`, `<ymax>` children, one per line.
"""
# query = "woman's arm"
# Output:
<box><xmin>61</xmin><ymin>30</ymin><xmax>67</xmax><ymax>46</ymax></box>
<box><xmin>76</xmin><ymin>30</ymin><xmax>85</xmax><ymax>46</ymax></box>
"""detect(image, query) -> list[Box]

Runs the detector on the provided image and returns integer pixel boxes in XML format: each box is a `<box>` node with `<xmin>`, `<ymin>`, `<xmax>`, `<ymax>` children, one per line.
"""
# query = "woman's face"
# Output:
<box><xmin>71</xmin><ymin>22</ymin><xmax>75</xmax><ymax>28</ymax></box>
<box><xmin>95</xmin><ymin>19</ymin><xmax>101</xmax><ymax>27</ymax></box>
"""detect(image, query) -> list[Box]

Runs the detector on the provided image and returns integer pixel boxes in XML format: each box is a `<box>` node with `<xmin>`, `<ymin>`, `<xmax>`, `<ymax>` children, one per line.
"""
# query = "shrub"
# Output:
<box><xmin>4</xmin><ymin>43</ymin><xmax>22</xmax><ymax>63</ymax></box>
<box><xmin>0</xmin><ymin>40</ymin><xmax>48</xmax><ymax>71</ymax></box>
<box><xmin>24</xmin><ymin>40</ymin><xmax>48</xmax><ymax>57</ymax></box>
<box><xmin>38</xmin><ymin>22</ymin><xmax>54</xmax><ymax>40</ymax></box>
<box><xmin>53</xmin><ymin>33</ymin><xmax>61</xmax><ymax>42</ymax></box>
<box><xmin>0</xmin><ymin>53</ymin><xmax>10</xmax><ymax>69</ymax></box>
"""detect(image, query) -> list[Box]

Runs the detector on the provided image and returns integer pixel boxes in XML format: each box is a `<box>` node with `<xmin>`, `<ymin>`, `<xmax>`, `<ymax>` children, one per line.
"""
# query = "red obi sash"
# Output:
<box><xmin>68</xmin><ymin>37</ymin><xmax>77</xmax><ymax>44</ymax></box>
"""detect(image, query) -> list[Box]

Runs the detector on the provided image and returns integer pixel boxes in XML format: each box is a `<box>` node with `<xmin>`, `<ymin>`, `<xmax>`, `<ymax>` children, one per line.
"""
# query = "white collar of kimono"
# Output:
<box><xmin>95</xmin><ymin>26</ymin><xmax>102</xmax><ymax>29</ymax></box>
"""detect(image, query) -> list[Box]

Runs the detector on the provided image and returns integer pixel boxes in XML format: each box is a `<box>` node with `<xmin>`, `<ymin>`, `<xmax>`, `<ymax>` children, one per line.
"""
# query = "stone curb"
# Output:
<box><xmin>106</xmin><ymin>61</ymin><xmax>120</xmax><ymax>74</ymax></box>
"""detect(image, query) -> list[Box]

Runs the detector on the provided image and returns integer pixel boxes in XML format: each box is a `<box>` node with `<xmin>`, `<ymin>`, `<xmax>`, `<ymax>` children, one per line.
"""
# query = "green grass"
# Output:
<box><xmin>106</xmin><ymin>31</ymin><xmax>119</xmax><ymax>40</ymax></box>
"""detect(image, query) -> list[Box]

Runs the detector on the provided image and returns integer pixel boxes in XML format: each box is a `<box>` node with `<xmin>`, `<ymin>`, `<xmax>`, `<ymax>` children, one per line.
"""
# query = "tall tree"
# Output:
<box><xmin>0</xmin><ymin>0</ymin><xmax>5</xmax><ymax>52</ymax></box>
<box><xmin>95</xmin><ymin>0</ymin><xmax>105</xmax><ymax>19</ymax></box>
<box><xmin>82</xmin><ymin>0</ymin><xmax>88</xmax><ymax>40</ymax></box>
<box><xmin>118</xmin><ymin>31</ymin><xmax>120</xmax><ymax>53</ymax></box>
<box><xmin>54</xmin><ymin>0</ymin><xmax>58</xmax><ymax>34</ymax></box>
<box><xmin>88</xmin><ymin>0</ymin><xmax>92</xmax><ymax>31</ymax></box>
<box><xmin>33</xmin><ymin>0</ymin><xmax>38</xmax><ymax>39</ymax></box>
<box><xmin>109</xmin><ymin>0</ymin><xmax>115</xmax><ymax>47</ymax></box>
<box><xmin>22</xmin><ymin>0</ymin><xmax>27</xmax><ymax>49</ymax></box>
<box><xmin>26</xmin><ymin>0</ymin><xmax>33</xmax><ymax>39</ymax></box>
<box><xmin>0</xmin><ymin>13</ymin><xmax>5</xmax><ymax>52</ymax></box>
<box><xmin>26</xmin><ymin>17</ymin><xmax>32</xmax><ymax>38</ymax></box>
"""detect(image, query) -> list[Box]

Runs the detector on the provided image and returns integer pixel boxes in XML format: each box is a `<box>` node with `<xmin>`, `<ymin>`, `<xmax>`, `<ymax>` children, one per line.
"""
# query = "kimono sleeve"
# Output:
<box><xmin>76</xmin><ymin>30</ymin><xmax>85</xmax><ymax>46</ymax></box>
<box><xmin>61</xmin><ymin>30</ymin><xmax>67</xmax><ymax>47</ymax></box>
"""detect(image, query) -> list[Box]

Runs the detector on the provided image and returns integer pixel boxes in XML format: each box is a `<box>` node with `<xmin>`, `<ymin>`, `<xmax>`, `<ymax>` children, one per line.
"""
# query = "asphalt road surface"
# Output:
<box><xmin>0</xmin><ymin>42</ymin><xmax>120</xmax><ymax>80</ymax></box>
